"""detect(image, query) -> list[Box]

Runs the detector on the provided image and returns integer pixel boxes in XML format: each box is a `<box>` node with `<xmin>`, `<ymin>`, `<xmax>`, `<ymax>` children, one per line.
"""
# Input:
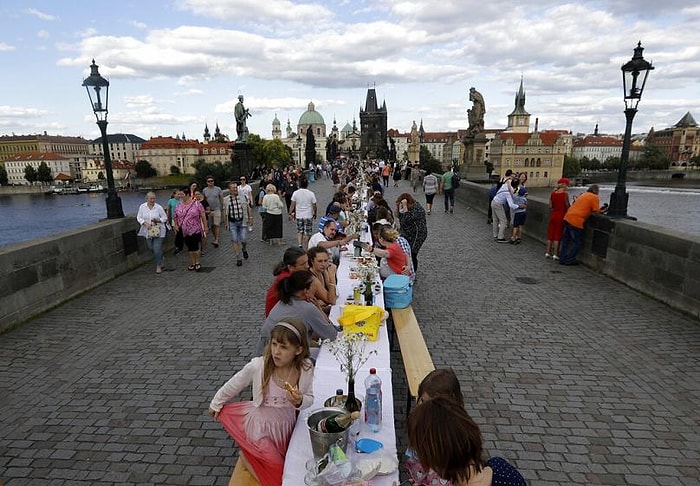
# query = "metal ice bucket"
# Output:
<box><xmin>306</xmin><ymin>407</ymin><xmax>350</xmax><ymax>460</ymax></box>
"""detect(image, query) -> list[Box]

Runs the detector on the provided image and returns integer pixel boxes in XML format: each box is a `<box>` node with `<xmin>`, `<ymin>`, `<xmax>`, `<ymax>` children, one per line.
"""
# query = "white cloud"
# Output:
<box><xmin>0</xmin><ymin>43</ymin><xmax>15</xmax><ymax>51</ymax></box>
<box><xmin>25</xmin><ymin>8</ymin><xmax>57</xmax><ymax>21</ymax></box>
<box><xmin>0</xmin><ymin>106</ymin><xmax>48</xmax><ymax>117</ymax></box>
<box><xmin>37</xmin><ymin>30</ymin><xmax>50</xmax><ymax>39</ymax></box>
<box><xmin>131</xmin><ymin>20</ymin><xmax>147</xmax><ymax>30</ymax></box>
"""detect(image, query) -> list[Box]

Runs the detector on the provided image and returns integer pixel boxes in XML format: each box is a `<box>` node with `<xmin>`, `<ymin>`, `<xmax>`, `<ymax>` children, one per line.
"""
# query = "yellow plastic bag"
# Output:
<box><xmin>338</xmin><ymin>305</ymin><xmax>383</xmax><ymax>341</ymax></box>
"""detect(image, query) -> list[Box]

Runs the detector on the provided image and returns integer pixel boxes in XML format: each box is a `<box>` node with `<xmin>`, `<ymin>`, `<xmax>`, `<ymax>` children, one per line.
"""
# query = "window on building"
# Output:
<box><xmin>536</xmin><ymin>171</ymin><xmax>540</xmax><ymax>177</ymax></box>
<box><xmin>544</xmin><ymin>171</ymin><xmax>548</xmax><ymax>177</ymax></box>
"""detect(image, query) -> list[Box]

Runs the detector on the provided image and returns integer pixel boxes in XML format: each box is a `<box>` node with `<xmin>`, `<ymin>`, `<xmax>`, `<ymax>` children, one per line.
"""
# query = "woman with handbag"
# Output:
<box><xmin>174</xmin><ymin>187</ymin><xmax>208</xmax><ymax>272</ymax></box>
<box><xmin>136</xmin><ymin>191</ymin><xmax>168</xmax><ymax>274</ymax></box>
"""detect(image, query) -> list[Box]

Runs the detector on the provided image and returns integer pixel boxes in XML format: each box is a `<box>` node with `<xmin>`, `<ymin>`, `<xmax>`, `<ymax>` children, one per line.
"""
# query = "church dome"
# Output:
<box><xmin>299</xmin><ymin>101</ymin><xmax>325</xmax><ymax>126</ymax></box>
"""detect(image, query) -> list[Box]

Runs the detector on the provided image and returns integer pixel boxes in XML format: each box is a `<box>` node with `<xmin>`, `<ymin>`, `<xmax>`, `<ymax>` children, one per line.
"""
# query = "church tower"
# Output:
<box><xmin>272</xmin><ymin>114</ymin><xmax>282</xmax><ymax>140</ymax></box>
<box><xmin>506</xmin><ymin>77</ymin><xmax>530</xmax><ymax>133</ymax></box>
<box><xmin>359</xmin><ymin>87</ymin><xmax>388</xmax><ymax>159</ymax></box>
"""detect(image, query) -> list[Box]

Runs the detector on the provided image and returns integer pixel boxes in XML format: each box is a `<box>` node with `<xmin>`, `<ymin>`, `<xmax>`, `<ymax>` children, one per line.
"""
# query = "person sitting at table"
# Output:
<box><xmin>317</xmin><ymin>204</ymin><xmax>345</xmax><ymax>235</ymax></box>
<box><xmin>265</xmin><ymin>247</ymin><xmax>308</xmax><ymax>317</ymax></box>
<box><xmin>308</xmin><ymin>220</ymin><xmax>356</xmax><ymax>265</ymax></box>
<box><xmin>405</xmin><ymin>369</ymin><xmax>464</xmax><ymax>485</ymax></box>
<box><xmin>407</xmin><ymin>397</ymin><xmax>527</xmax><ymax>486</ymax></box>
<box><xmin>362</xmin><ymin>226</ymin><xmax>411</xmax><ymax>280</ymax></box>
<box><xmin>256</xmin><ymin>270</ymin><xmax>338</xmax><ymax>356</ymax></box>
<box><xmin>307</xmin><ymin>246</ymin><xmax>338</xmax><ymax>308</ymax></box>
<box><xmin>372</xmin><ymin>219</ymin><xmax>414</xmax><ymax>278</ymax></box>
<box><xmin>208</xmin><ymin>319</ymin><xmax>314</xmax><ymax>486</ymax></box>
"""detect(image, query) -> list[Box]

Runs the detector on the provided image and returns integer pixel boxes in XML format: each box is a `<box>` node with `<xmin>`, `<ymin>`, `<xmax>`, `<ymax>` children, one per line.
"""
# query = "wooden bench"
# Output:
<box><xmin>228</xmin><ymin>456</ymin><xmax>261</xmax><ymax>486</ymax></box>
<box><xmin>390</xmin><ymin>305</ymin><xmax>435</xmax><ymax>417</ymax></box>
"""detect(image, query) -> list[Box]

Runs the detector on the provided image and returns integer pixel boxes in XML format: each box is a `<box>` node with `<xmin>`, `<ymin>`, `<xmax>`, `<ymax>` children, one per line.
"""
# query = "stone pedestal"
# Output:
<box><xmin>231</xmin><ymin>143</ymin><xmax>254</xmax><ymax>178</ymax></box>
<box><xmin>462</xmin><ymin>134</ymin><xmax>489</xmax><ymax>182</ymax></box>
<box><xmin>408</xmin><ymin>144</ymin><xmax>420</xmax><ymax>165</ymax></box>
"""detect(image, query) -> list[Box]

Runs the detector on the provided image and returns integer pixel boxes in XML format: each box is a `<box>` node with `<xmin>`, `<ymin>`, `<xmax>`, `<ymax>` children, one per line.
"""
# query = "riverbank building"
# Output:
<box><xmin>647</xmin><ymin>112</ymin><xmax>700</xmax><ymax>167</ymax></box>
<box><xmin>488</xmin><ymin>79</ymin><xmax>572</xmax><ymax>187</ymax></box>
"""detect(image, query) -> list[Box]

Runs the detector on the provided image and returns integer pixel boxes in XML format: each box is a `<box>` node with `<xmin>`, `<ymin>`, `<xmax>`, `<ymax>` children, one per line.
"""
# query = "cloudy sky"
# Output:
<box><xmin>1</xmin><ymin>0</ymin><xmax>699</xmax><ymax>143</ymax></box>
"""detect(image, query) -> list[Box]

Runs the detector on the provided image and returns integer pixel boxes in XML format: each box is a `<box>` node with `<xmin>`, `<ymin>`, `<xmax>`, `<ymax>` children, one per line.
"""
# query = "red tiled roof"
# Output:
<box><xmin>54</xmin><ymin>173</ymin><xmax>72</xmax><ymax>181</ymax></box>
<box><xmin>573</xmin><ymin>136</ymin><xmax>623</xmax><ymax>147</ymax></box>
<box><xmin>498</xmin><ymin>130</ymin><xmax>567</xmax><ymax>146</ymax></box>
<box><xmin>6</xmin><ymin>151</ymin><xmax>70</xmax><ymax>161</ymax></box>
<box><xmin>140</xmin><ymin>136</ymin><xmax>200</xmax><ymax>149</ymax></box>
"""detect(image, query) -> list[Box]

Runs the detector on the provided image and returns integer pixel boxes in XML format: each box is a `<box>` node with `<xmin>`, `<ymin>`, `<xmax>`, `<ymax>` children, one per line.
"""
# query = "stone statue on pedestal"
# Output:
<box><xmin>467</xmin><ymin>87</ymin><xmax>485</xmax><ymax>137</ymax></box>
<box><xmin>234</xmin><ymin>95</ymin><xmax>251</xmax><ymax>142</ymax></box>
<box><xmin>408</xmin><ymin>120</ymin><xmax>420</xmax><ymax>164</ymax></box>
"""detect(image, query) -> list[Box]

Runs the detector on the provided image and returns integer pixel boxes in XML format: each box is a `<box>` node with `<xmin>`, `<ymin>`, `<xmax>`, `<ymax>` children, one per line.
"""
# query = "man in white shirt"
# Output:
<box><xmin>308</xmin><ymin>220</ymin><xmax>351</xmax><ymax>264</ymax></box>
<box><xmin>238</xmin><ymin>176</ymin><xmax>253</xmax><ymax>207</ymax></box>
<box><xmin>288</xmin><ymin>178</ymin><xmax>317</xmax><ymax>249</ymax></box>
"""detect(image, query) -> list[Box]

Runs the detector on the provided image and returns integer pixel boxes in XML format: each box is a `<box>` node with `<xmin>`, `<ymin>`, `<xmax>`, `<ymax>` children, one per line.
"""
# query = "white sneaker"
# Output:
<box><xmin>545</xmin><ymin>253</ymin><xmax>551</xmax><ymax>259</ymax></box>
<box><xmin>552</xmin><ymin>255</ymin><xmax>560</xmax><ymax>261</ymax></box>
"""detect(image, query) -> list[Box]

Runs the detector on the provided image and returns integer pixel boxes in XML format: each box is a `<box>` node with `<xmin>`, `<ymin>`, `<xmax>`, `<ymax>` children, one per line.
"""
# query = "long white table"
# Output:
<box><xmin>282</xmin><ymin>245</ymin><xmax>400</xmax><ymax>485</ymax></box>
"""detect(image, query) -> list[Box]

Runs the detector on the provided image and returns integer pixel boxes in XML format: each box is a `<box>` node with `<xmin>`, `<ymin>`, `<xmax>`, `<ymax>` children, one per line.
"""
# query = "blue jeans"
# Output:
<box><xmin>228</xmin><ymin>220</ymin><xmax>247</xmax><ymax>243</ymax></box>
<box><xmin>559</xmin><ymin>222</ymin><xmax>583</xmax><ymax>264</ymax></box>
<box><xmin>443</xmin><ymin>189</ymin><xmax>455</xmax><ymax>210</ymax></box>
<box><xmin>145</xmin><ymin>236</ymin><xmax>164</xmax><ymax>266</ymax></box>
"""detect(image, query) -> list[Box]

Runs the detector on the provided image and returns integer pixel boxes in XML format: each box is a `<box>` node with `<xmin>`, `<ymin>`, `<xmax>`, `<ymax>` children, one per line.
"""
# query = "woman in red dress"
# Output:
<box><xmin>545</xmin><ymin>178</ymin><xmax>571</xmax><ymax>260</ymax></box>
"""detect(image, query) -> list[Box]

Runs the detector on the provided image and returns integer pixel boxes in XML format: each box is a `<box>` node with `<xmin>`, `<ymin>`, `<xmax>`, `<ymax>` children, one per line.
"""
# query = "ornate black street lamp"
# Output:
<box><xmin>82</xmin><ymin>59</ymin><xmax>124</xmax><ymax>219</ymax></box>
<box><xmin>608</xmin><ymin>42</ymin><xmax>654</xmax><ymax>218</ymax></box>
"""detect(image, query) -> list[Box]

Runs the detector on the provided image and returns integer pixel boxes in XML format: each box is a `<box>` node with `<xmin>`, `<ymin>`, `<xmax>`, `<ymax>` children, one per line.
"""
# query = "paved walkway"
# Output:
<box><xmin>1</xmin><ymin>176</ymin><xmax>699</xmax><ymax>485</ymax></box>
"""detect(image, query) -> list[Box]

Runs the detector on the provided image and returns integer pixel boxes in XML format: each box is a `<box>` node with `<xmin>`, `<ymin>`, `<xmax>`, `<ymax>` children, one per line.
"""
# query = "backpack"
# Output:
<box><xmin>452</xmin><ymin>173</ymin><xmax>460</xmax><ymax>189</ymax></box>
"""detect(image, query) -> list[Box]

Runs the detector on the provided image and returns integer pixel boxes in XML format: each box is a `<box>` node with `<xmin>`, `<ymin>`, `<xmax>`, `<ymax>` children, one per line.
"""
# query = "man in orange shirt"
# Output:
<box><xmin>559</xmin><ymin>184</ymin><xmax>606</xmax><ymax>265</ymax></box>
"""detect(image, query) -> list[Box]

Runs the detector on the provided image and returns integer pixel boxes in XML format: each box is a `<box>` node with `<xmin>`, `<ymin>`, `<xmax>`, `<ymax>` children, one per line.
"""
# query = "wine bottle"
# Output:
<box><xmin>345</xmin><ymin>380</ymin><xmax>360</xmax><ymax>413</ymax></box>
<box><xmin>317</xmin><ymin>411</ymin><xmax>361</xmax><ymax>433</ymax></box>
<box><xmin>329</xmin><ymin>389</ymin><xmax>345</xmax><ymax>408</ymax></box>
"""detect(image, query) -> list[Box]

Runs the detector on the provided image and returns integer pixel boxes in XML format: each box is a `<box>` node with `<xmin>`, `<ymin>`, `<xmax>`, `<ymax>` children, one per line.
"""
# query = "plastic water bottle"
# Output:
<box><xmin>364</xmin><ymin>368</ymin><xmax>382</xmax><ymax>433</ymax></box>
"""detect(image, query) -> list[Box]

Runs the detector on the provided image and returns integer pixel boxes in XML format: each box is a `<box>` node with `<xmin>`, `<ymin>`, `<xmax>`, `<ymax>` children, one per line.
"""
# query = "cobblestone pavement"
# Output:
<box><xmin>1</xmin><ymin>177</ymin><xmax>699</xmax><ymax>485</ymax></box>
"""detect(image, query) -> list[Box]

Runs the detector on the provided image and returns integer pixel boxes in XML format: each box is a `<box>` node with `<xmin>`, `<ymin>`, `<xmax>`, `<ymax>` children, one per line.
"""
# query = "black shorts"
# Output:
<box><xmin>184</xmin><ymin>233</ymin><xmax>202</xmax><ymax>251</ymax></box>
<box><xmin>426</xmin><ymin>193</ymin><xmax>435</xmax><ymax>204</ymax></box>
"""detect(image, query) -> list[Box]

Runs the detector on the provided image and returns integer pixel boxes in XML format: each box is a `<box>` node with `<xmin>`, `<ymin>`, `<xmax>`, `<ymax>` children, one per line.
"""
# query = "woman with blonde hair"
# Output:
<box><xmin>362</xmin><ymin>226</ymin><xmax>411</xmax><ymax>279</ymax></box>
<box><xmin>262</xmin><ymin>183</ymin><xmax>286</xmax><ymax>245</ymax></box>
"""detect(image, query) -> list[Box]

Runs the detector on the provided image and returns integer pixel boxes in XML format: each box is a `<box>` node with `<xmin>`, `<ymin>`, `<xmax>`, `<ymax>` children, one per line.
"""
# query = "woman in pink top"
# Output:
<box><xmin>174</xmin><ymin>187</ymin><xmax>208</xmax><ymax>271</ymax></box>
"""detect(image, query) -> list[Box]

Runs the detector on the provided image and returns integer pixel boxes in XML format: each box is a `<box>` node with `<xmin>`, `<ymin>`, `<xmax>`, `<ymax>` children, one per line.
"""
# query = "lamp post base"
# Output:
<box><xmin>106</xmin><ymin>192</ymin><xmax>125</xmax><ymax>219</ymax></box>
<box><xmin>607</xmin><ymin>189</ymin><xmax>636</xmax><ymax>220</ymax></box>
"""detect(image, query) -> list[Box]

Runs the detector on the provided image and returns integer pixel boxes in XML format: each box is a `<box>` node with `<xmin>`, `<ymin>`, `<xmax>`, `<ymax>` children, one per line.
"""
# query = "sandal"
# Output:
<box><xmin>194</xmin><ymin>264</ymin><xmax>202</xmax><ymax>272</ymax></box>
<box><xmin>188</xmin><ymin>265</ymin><xmax>195</xmax><ymax>271</ymax></box>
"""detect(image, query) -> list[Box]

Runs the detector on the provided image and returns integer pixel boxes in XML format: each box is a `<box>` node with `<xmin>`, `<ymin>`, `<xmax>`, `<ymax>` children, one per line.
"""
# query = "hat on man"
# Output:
<box><xmin>557</xmin><ymin>177</ymin><xmax>570</xmax><ymax>186</ymax></box>
<box><xmin>375</xmin><ymin>219</ymin><xmax>391</xmax><ymax>226</ymax></box>
<box><xmin>328</xmin><ymin>204</ymin><xmax>343</xmax><ymax>214</ymax></box>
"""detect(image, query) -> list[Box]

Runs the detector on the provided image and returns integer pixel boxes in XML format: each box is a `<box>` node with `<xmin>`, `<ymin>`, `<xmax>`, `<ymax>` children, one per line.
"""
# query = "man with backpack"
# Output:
<box><xmin>439</xmin><ymin>167</ymin><xmax>458</xmax><ymax>214</ymax></box>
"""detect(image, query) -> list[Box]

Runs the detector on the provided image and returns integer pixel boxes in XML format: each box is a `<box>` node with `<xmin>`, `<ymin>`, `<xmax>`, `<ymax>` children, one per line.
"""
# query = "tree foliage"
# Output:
<box><xmin>419</xmin><ymin>146</ymin><xmax>443</xmax><ymax>175</ymax></box>
<box><xmin>635</xmin><ymin>144</ymin><xmax>670</xmax><ymax>170</ymax></box>
<box><xmin>562</xmin><ymin>155</ymin><xmax>581</xmax><ymax>178</ymax></box>
<box><xmin>135</xmin><ymin>160</ymin><xmax>157</xmax><ymax>178</ymax></box>
<box><xmin>24</xmin><ymin>164</ymin><xmax>38</xmax><ymax>184</ymax></box>
<box><xmin>0</xmin><ymin>165</ymin><xmax>8</xmax><ymax>185</ymax></box>
<box><xmin>37</xmin><ymin>162</ymin><xmax>53</xmax><ymax>183</ymax></box>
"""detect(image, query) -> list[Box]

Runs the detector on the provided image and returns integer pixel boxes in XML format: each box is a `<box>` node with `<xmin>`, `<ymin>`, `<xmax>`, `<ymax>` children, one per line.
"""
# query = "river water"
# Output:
<box><xmin>1</xmin><ymin>183</ymin><xmax>699</xmax><ymax>248</ymax></box>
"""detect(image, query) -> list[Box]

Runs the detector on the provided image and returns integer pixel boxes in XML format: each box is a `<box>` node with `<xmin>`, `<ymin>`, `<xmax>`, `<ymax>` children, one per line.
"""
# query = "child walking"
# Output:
<box><xmin>208</xmin><ymin>319</ymin><xmax>314</xmax><ymax>486</ymax></box>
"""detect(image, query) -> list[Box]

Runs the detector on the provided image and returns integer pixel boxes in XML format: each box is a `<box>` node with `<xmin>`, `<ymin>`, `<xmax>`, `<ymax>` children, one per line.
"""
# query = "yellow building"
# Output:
<box><xmin>0</xmin><ymin>134</ymin><xmax>90</xmax><ymax>180</ymax></box>
<box><xmin>489</xmin><ymin>79</ymin><xmax>572</xmax><ymax>187</ymax></box>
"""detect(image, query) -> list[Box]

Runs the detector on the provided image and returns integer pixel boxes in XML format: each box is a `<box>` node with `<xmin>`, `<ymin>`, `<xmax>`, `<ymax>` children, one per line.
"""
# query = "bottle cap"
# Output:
<box><xmin>369</xmin><ymin>368</ymin><xmax>376</xmax><ymax>374</ymax></box>
<box><xmin>336</xmin><ymin>389</ymin><xmax>343</xmax><ymax>395</ymax></box>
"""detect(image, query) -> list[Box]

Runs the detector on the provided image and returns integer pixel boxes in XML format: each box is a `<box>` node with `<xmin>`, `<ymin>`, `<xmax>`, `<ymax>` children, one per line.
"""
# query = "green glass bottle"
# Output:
<box><xmin>317</xmin><ymin>411</ymin><xmax>360</xmax><ymax>433</ymax></box>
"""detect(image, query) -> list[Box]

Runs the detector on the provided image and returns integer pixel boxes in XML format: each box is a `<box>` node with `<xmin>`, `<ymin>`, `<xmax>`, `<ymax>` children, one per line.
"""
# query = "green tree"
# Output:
<box><xmin>0</xmin><ymin>165</ymin><xmax>8</xmax><ymax>185</ymax></box>
<box><xmin>262</xmin><ymin>138</ymin><xmax>293</xmax><ymax>167</ymax></box>
<box><xmin>419</xmin><ymin>146</ymin><xmax>443</xmax><ymax>176</ymax></box>
<box><xmin>169</xmin><ymin>165</ymin><xmax>181</xmax><ymax>175</ymax></box>
<box><xmin>639</xmin><ymin>144</ymin><xmax>670</xmax><ymax>170</ymax></box>
<box><xmin>134</xmin><ymin>160</ymin><xmax>157</xmax><ymax>178</ymax></box>
<box><xmin>37</xmin><ymin>161</ymin><xmax>53</xmax><ymax>184</ymax></box>
<box><xmin>246</xmin><ymin>134</ymin><xmax>266</xmax><ymax>165</ymax></box>
<box><xmin>689</xmin><ymin>155</ymin><xmax>700</xmax><ymax>168</ymax></box>
<box><xmin>562</xmin><ymin>155</ymin><xmax>581</xmax><ymax>178</ymax></box>
<box><xmin>24</xmin><ymin>164</ymin><xmax>38</xmax><ymax>184</ymax></box>
<box><xmin>602</xmin><ymin>157</ymin><xmax>620</xmax><ymax>171</ymax></box>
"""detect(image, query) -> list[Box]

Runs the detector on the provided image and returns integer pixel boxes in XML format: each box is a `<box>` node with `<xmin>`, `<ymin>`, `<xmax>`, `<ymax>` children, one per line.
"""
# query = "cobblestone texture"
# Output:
<box><xmin>1</xmin><ymin>177</ymin><xmax>699</xmax><ymax>485</ymax></box>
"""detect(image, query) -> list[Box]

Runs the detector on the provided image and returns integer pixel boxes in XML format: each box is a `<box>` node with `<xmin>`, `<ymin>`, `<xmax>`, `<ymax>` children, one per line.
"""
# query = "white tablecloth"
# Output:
<box><xmin>282</xmin><ymin>240</ymin><xmax>399</xmax><ymax>485</ymax></box>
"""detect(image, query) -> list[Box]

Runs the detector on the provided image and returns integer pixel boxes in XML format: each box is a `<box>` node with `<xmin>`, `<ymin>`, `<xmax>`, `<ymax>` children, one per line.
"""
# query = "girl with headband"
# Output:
<box><xmin>208</xmin><ymin>318</ymin><xmax>314</xmax><ymax>485</ymax></box>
